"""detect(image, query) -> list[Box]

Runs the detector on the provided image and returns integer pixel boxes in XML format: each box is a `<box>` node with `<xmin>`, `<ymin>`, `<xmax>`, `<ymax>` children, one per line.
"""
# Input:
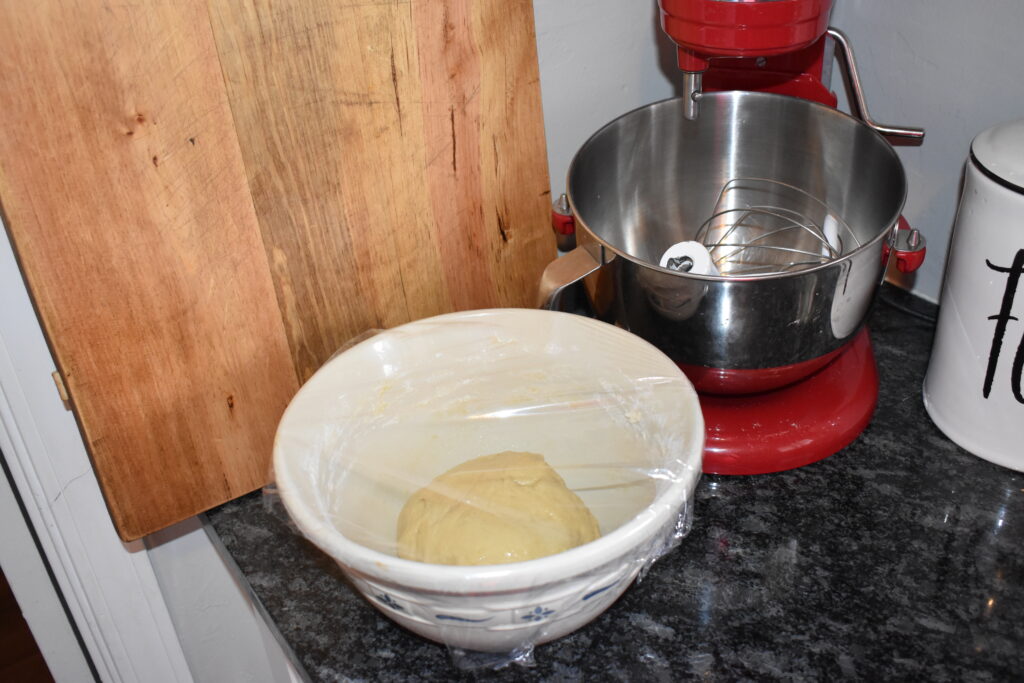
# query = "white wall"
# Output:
<box><xmin>533</xmin><ymin>0</ymin><xmax>684</xmax><ymax>196</ymax></box>
<box><xmin>532</xmin><ymin>0</ymin><xmax>1024</xmax><ymax>302</ymax></box>
<box><xmin>831</xmin><ymin>0</ymin><xmax>1024</xmax><ymax>301</ymax></box>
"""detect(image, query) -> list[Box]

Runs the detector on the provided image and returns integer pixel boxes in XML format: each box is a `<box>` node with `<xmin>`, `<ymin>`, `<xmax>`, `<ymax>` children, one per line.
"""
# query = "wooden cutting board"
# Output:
<box><xmin>0</xmin><ymin>0</ymin><xmax>553</xmax><ymax>540</ymax></box>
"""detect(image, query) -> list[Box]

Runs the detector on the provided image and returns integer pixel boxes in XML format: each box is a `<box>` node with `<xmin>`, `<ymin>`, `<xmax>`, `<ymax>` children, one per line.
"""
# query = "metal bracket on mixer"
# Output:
<box><xmin>827</xmin><ymin>28</ymin><xmax>925</xmax><ymax>143</ymax></box>
<box><xmin>682</xmin><ymin>72</ymin><xmax>703</xmax><ymax>121</ymax></box>
<box><xmin>537</xmin><ymin>244</ymin><xmax>613</xmax><ymax>310</ymax></box>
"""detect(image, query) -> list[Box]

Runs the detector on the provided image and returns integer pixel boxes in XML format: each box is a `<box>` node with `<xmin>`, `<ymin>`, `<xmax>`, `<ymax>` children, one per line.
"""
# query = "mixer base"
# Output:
<box><xmin>699</xmin><ymin>328</ymin><xmax>877</xmax><ymax>475</ymax></box>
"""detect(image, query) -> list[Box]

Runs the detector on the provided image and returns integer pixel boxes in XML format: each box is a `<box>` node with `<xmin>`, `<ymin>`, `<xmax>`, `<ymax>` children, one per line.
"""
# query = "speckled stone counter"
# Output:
<box><xmin>206</xmin><ymin>287</ymin><xmax>1024</xmax><ymax>681</ymax></box>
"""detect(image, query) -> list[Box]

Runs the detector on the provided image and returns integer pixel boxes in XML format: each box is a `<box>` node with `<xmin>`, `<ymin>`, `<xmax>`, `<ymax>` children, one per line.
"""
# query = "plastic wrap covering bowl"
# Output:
<box><xmin>273</xmin><ymin>309</ymin><xmax>704</xmax><ymax>656</ymax></box>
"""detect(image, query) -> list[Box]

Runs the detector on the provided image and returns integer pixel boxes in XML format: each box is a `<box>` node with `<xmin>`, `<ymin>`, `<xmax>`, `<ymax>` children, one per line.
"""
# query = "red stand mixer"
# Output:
<box><xmin>541</xmin><ymin>0</ymin><xmax>926</xmax><ymax>475</ymax></box>
<box><xmin>663</xmin><ymin>0</ymin><xmax>838</xmax><ymax>112</ymax></box>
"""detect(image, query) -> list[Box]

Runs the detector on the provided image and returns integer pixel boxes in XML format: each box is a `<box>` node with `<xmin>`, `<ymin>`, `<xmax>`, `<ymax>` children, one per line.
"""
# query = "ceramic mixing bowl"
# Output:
<box><xmin>273</xmin><ymin>309</ymin><xmax>704</xmax><ymax>653</ymax></box>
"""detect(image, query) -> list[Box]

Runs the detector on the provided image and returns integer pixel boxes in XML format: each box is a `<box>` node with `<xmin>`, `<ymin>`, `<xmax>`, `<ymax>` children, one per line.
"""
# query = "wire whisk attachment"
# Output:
<box><xmin>694</xmin><ymin>178</ymin><xmax>860</xmax><ymax>277</ymax></box>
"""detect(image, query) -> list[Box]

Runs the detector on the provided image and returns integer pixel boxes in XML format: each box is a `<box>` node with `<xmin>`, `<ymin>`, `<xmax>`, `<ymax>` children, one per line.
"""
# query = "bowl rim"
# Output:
<box><xmin>273</xmin><ymin>308</ymin><xmax>704</xmax><ymax>594</ymax></box>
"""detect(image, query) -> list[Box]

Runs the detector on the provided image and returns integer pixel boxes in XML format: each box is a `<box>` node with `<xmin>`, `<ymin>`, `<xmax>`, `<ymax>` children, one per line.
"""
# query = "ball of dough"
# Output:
<box><xmin>396</xmin><ymin>451</ymin><xmax>600</xmax><ymax>565</ymax></box>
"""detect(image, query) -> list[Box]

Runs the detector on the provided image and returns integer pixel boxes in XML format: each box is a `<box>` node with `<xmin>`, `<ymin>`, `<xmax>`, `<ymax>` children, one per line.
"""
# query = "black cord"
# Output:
<box><xmin>879</xmin><ymin>291</ymin><xmax>937</xmax><ymax>324</ymax></box>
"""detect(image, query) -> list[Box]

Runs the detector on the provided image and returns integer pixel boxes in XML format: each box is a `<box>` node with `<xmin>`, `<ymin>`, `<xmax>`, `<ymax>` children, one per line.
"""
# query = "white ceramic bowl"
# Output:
<box><xmin>273</xmin><ymin>309</ymin><xmax>703</xmax><ymax>653</ymax></box>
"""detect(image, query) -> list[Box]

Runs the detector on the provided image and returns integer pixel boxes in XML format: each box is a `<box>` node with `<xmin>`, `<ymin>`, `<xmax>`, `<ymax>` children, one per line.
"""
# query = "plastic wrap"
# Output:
<box><xmin>269</xmin><ymin>309</ymin><xmax>704</xmax><ymax>670</ymax></box>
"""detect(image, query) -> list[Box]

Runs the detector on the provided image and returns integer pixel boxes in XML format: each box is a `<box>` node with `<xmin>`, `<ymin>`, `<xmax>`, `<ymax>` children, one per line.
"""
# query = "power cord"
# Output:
<box><xmin>879</xmin><ymin>290</ymin><xmax>937</xmax><ymax>324</ymax></box>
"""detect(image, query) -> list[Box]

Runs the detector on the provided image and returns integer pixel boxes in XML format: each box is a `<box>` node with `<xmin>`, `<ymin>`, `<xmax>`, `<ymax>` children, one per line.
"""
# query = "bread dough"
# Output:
<box><xmin>396</xmin><ymin>451</ymin><xmax>600</xmax><ymax>565</ymax></box>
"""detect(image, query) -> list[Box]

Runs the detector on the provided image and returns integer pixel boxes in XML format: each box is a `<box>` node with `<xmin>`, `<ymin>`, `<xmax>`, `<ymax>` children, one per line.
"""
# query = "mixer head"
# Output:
<box><xmin>658</xmin><ymin>0</ymin><xmax>836</xmax><ymax>117</ymax></box>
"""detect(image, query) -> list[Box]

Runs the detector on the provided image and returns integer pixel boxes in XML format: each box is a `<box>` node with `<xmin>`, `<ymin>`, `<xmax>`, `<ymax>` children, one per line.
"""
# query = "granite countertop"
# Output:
<box><xmin>207</xmin><ymin>286</ymin><xmax>1024</xmax><ymax>681</ymax></box>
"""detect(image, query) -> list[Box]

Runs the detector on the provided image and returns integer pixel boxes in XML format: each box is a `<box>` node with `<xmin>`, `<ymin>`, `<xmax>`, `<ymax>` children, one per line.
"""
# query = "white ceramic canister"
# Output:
<box><xmin>923</xmin><ymin>118</ymin><xmax>1024</xmax><ymax>471</ymax></box>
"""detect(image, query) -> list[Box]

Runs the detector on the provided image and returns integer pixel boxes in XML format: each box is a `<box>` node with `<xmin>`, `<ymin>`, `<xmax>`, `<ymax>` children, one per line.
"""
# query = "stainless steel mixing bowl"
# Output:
<box><xmin>539</xmin><ymin>91</ymin><xmax>907</xmax><ymax>394</ymax></box>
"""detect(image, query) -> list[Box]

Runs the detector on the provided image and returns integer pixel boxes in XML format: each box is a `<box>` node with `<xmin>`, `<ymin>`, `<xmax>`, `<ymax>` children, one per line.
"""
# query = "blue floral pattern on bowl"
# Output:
<box><xmin>374</xmin><ymin>593</ymin><xmax>404</xmax><ymax>611</ymax></box>
<box><xmin>582</xmin><ymin>579</ymin><xmax>622</xmax><ymax>601</ymax></box>
<box><xmin>434</xmin><ymin>614</ymin><xmax>494</xmax><ymax>623</ymax></box>
<box><xmin>351</xmin><ymin>563</ymin><xmax>644</xmax><ymax>649</ymax></box>
<box><xmin>521</xmin><ymin>606</ymin><xmax>555</xmax><ymax>622</ymax></box>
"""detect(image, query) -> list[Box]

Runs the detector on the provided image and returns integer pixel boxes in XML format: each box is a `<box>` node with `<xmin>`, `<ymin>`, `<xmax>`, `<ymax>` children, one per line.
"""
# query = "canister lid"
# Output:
<box><xmin>971</xmin><ymin>118</ymin><xmax>1024</xmax><ymax>192</ymax></box>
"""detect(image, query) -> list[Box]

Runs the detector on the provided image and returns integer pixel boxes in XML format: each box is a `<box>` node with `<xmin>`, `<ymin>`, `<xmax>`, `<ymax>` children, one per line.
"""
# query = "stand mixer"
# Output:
<box><xmin>541</xmin><ymin>0</ymin><xmax>927</xmax><ymax>475</ymax></box>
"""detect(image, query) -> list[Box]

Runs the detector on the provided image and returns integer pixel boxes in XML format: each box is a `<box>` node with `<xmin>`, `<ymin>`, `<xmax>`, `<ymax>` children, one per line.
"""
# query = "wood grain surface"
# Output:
<box><xmin>209</xmin><ymin>0</ymin><xmax>554</xmax><ymax>380</ymax></box>
<box><xmin>0</xmin><ymin>1</ymin><xmax>299</xmax><ymax>540</ymax></box>
<box><xmin>0</xmin><ymin>0</ymin><xmax>553</xmax><ymax>539</ymax></box>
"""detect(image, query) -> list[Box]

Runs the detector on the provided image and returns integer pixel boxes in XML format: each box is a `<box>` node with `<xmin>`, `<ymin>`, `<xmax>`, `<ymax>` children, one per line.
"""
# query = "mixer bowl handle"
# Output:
<box><xmin>537</xmin><ymin>245</ymin><xmax>614</xmax><ymax>310</ymax></box>
<box><xmin>828</xmin><ymin>28</ymin><xmax>925</xmax><ymax>144</ymax></box>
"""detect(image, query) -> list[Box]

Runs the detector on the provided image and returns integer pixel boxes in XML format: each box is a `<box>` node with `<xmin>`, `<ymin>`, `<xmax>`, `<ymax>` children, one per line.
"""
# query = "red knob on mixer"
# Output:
<box><xmin>883</xmin><ymin>215</ymin><xmax>927</xmax><ymax>273</ymax></box>
<box><xmin>551</xmin><ymin>193</ymin><xmax>576</xmax><ymax>252</ymax></box>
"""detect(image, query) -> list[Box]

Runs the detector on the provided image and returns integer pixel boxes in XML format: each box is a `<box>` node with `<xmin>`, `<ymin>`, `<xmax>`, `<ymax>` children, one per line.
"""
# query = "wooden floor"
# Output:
<box><xmin>0</xmin><ymin>569</ymin><xmax>54</xmax><ymax>683</ymax></box>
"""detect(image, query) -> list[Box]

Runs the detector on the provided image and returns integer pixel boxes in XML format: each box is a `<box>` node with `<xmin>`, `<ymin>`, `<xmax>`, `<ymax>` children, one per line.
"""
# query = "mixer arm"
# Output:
<box><xmin>537</xmin><ymin>245</ymin><xmax>613</xmax><ymax>310</ymax></box>
<box><xmin>828</xmin><ymin>28</ymin><xmax>925</xmax><ymax>143</ymax></box>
